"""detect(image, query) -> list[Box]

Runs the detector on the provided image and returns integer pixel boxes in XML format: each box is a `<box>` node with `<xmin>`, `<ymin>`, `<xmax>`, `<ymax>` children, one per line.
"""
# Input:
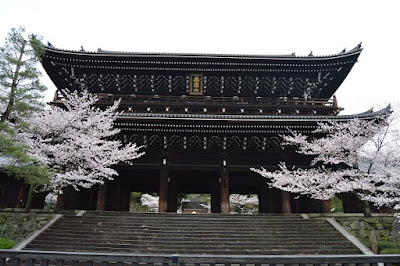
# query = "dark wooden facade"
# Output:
<box><xmin>37</xmin><ymin>44</ymin><xmax>377</xmax><ymax>213</ymax></box>
<box><xmin>0</xmin><ymin>172</ymin><xmax>47</xmax><ymax>209</ymax></box>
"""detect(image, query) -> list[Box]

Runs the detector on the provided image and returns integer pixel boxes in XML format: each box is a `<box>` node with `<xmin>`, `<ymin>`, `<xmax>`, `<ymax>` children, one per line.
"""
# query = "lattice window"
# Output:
<box><xmin>257</xmin><ymin>77</ymin><xmax>272</xmax><ymax>97</ymax></box>
<box><xmin>120</xmin><ymin>75</ymin><xmax>135</xmax><ymax>93</ymax></box>
<box><xmin>240</xmin><ymin>76</ymin><xmax>256</xmax><ymax>97</ymax></box>
<box><xmin>224</xmin><ymin>76</ymin><xmax>239</xmax><ymax>96</ymax></box>
<box><xmin>171</xmin><ymin>75</ymin><xmax>186</xmax><ymax>95</ymax></box>
<box><xmin>275</xmin><ymin>77</ymin><xmax>290</xmax><ymax>96</ymax></box>
<box><xmin>187</xmin><ymin>135</ymin><xmax>202</xmax><ymax>151</ymax></box>
<box><xmin>127</xmin><ymin>134</ymin><xmax>143</xmax><ymax>146</ymax></box>
<box><xmin>168</xmin><ymin>135</ymin><xmax>183</xmax><ymax>150</ymax></box>
<box><xmin>148</xmin><ymin>135</ymin><xmax>163</xmax><ymax>150</ymax></box>
<box><xmin>265</xmin><ymin>137</ymin><xmax>281</xmax><ymax>151</ymax></box>
<box><xmin>247</xmin><ymin>136</ymin><xmax>262</xmax><ymax>151</ymax></box>
<box><xmin>154</xmin><ymin>75</ymin><xmax>169</xmax><ymax>95</ymax></box>
<box><xmin>137</xmin><ymin>75</ymin><xmax>152</xmax><ymax>94</ymax></box>
<box><xmin>206</xmin><ymin>76</ymin><xmax>222</xmax><ymax>96</ymax></box>
<box><xmin>208</xmin><ymin>136</ymin><xmax>223</xmax><ymax>151</ymax></box>
<box><xmin>292</xmin><ymin>78</ymin><xmax>306</xmax><ymax>97</ymax></box>
<box><xmin>87</xmin><ymin>74</ymin><xmax>103</xmax><ymax>93</ymax></box>
<box><xmin>227</xmin><ymin>136</ymin><xmax>242</xmax><ymax>151</ymax></box>
<box><xmin>104</xmin><ymin>74</ymin><xmax>118</xmax><ymax>93</ymax></box>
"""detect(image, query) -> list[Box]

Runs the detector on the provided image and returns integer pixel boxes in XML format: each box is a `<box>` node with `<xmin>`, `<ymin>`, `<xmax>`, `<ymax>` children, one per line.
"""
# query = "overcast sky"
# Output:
<box><xmin>0</xmin><ymin>0</ymin><xmax>399</xmax><ymax>114</ymax></box>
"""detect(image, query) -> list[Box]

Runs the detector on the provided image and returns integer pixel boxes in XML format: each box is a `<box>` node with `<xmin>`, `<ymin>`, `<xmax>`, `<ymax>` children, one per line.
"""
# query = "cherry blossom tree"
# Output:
<box><xmin>20</xmin><ymin>91</ymin><xmax>144</xmax><ymax>193</ymax></box>
<box><xmin>140</xmin><ymin>193</ymin><xmax>159</xmax><ymax>212</ymax></box>
<box><xmin>251</xmin><ymin>108</ymin><xmax>399</xmax><ymax>216</ymax></box>
<box><xmin>230</xmin><ymin>194</ymin><xmax>259</xmax><ymax>214</ymax></box>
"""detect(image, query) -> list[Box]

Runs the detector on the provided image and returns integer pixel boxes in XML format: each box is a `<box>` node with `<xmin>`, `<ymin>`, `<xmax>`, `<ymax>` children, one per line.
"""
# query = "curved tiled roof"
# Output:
<box><xmin>41</xmin><ymin>44</ymin><xmax>362</xmax><ymax>99</ymax></box>
<box><xmin>43</xmin><ymin>43</ymin><xmax>362</xmax><ymax>61</ymax></box>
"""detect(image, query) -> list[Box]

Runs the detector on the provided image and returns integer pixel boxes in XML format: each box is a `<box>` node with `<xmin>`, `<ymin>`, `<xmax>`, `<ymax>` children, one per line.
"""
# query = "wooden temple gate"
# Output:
<box><xmin>2</xmin><ymin>43</ymin><xmax>379</xmax><ymax>214</ymax></box>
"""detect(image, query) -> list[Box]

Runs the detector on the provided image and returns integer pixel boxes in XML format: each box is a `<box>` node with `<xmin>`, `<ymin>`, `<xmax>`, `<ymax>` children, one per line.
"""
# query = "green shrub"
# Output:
<box><xmin>0</xmin><ymin>214</ymin><xmax>7</xmax><ymax>225</ymax></box>
<box><xmin>381</xmin><ymin>248</ymin><xmax>400</xmax><ymax>254</ymax></box>
<box><xmin>330</xmin><ymin>196</ymin><xmax>343</xmax><ymax>213</ymax></box>
<box><xmin>0</xmin><ymin>237</ymin><xmax>16</xmax><ymax>249</ymax></box>
<box><xmin>378</xmin><ymin>240</ymin><xmax>398</xmax><ymax>252</ymax></box>
<box><xmin>363</xmin><ymin>241</ymin><xmax>372</xmax><ymax>249</ymax></box>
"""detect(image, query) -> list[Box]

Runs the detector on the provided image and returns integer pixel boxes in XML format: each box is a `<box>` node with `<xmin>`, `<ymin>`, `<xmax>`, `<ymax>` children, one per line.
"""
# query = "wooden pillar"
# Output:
<box><xmin>322</xmin><ymin>200</ymin><xmax>331</xmax><ymax>213</ymax></box>
<box><xmin>119</xmin><ymin>186</ymin><xmax>130</xmax><ymax>212</ymax></box>
<box><xmin>88</xmin><ymin>189</ymin><xmax>96</xmax><ymax>210</ymax></box>
<box><xmin>167</xmin><ymin>185</ymin><xmax>177</xmax><ymax>213</ymax></box>
<box><xmin>56</xmin><ymin>191</ymin><xmax>66</xmax><ymax>210</ymax></box>
<box><xmin>96</xmin><ymin>182</ymin><xmax>107</xmax><ymax>211</ymax></box>
<box><xmin>112</xmin><ymin>182</ymin><xmax>121</xmax><ymax>211</ymax></box>
<box><xmin>258</xmin><ymin>186</ymin><xmax>269</xmax><ymax>213</ymax></box>
<box><xmin>158</xmin><ymin>160</ymin><xmax>169</xmax><ymax>213</ymax></box>
<box><xmin>15</xmin><ymin>185</ymin><xmax>25</xmax><ymax>208</ymax></box>
<box><xmin>124</xmin><ymin>190</ymin><xmax>131</xmax><ymax>211</ymax></box>
<box><xmin>281</xmin><ymin>191</ymin><xmax>291</xmax><ymax>214</ymax></box>
<box><xmin>220</xmin><ymin>167</ymin><xmax>229</xmax><ymax>214</ymax></box>
<box><xmin>211</xmin><ymin>186</ymin><xmax>221</xmax><ymax>213</ymax></box>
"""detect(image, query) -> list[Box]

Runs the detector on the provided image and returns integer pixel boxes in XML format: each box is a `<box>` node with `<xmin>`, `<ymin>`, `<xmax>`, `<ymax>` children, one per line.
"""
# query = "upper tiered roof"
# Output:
<box><xmin>41</xmin><ymin>44</ymin><xmax>362</xmax><ymax>99</ymax></box>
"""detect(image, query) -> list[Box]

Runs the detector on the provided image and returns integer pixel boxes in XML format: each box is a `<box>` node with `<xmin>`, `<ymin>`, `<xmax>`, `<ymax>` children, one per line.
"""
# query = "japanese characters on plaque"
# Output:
<box><xmin>189</xmin><ymin>74</ymin><xmax>204</xmax><ymax>95</ymax></box>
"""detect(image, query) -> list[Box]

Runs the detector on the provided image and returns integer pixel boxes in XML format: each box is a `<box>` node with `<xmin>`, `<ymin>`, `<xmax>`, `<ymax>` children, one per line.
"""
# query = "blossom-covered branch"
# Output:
<box><xmin>252</xmin><ymin>111</ymin><xmax>400</xmax><ymax>213</ymax></box>
<box><xmin>20</xmin><ymin>91</ymin><xmax>145</xmax><ymax>192</ymax></box>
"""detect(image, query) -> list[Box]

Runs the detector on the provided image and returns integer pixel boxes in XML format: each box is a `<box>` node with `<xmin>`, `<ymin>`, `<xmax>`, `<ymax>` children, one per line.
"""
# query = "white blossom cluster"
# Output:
<box><xmin>230</xmin><ymin>194</ymin><xmax>259</xmax><ymax>214</ymax></box>
<box><xmin>19</xmin><ymin>91</ymin><xmax>145</xmax><ymax>192</ymax></box>
<box><xmin>140</xmin><ymin>193</ymin><xmax>159</xmax><ymax>212</ymax></box>
<box><xmin>252</xmin><ymin>114</ymin><xmax>400</xmax><ymax>211</ymax></box>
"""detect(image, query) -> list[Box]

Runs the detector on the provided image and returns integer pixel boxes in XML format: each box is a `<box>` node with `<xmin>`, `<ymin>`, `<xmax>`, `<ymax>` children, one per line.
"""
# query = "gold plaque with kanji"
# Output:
<box><xmin>189</xmin><ymin>74</ymin><xmax>204</xmax><ymax>95</ymax></box>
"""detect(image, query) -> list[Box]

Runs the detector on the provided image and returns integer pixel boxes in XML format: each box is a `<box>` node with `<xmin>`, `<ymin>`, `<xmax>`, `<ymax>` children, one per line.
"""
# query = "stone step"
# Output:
<box><xmin>55</xmin><ymin>220</ymin><xmax>316</xmax><ymax>228</ymax></box>
<box><xmin>29</xmin><ymin>238</ymin><xmax>354</xmax><ymax>247</ymax></box>
<box><xmin>39</xmin><ymin>228</ymin><xmax>343</xmax><ymax>239</ymax></box>
<box><xmin>47</xmin><ymin>226</ymin><xmax>337</xmax><ymax>235</ymax></box>
<box><xmin>57</xmin><ymin>219</ymin><xmax>310</xmax><ymax>226</ymax></box>
<box><xmin>35</xmin><ymin>234</ymin><xmax>348</xmax><ymax>245</ymax></box>
<box><xmin>24</xmin><ymin>212</ymin><xmax>362</xmax><ymax>255</ymax></box>
<box><xmin>41</xmin><ymin>229</ymin><xmax>342</xmax><ymax>239</ymax></box>
<box><xmin>48</xmin><ymin>218</ymin><xmax>334</xmax><ymax>229</ymax></box>
<box><xmin>25</xmin><ymin>240</ymin><xmax>360</xmax><ymax>250</ymax></box>
<box><xmin>30</xmin><ymin>241</ymin><xmax>354</xmax><ymax>251</ymax></box>
<box><xmin>61</xmin><ymin>214</ymin><xmax>307</xmax><ymax>222</ymax></box>
<box><xmin>24</xmin><ymin>245</ymin><xmax>361</xmax><ymax>255</ymax></box>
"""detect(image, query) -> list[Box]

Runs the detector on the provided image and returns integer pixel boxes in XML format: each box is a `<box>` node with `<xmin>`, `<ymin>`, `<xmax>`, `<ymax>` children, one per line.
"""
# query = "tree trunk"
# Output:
<box><xmin>363</xmin><ymin>200</ymin><xmax>372</xmax><ymax>217</ymax></box>
<box><xmin>24</xmin><ymin>184</ymin><xmax>37</xmax><ymax>213</ymax></box>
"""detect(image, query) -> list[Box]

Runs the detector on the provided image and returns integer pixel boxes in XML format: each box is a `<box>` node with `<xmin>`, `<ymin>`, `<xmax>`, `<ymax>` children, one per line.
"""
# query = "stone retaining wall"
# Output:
<box><xmin>0</xmin><ymin>211</ymin><xmax>53</xmax><ymax>242</ymax></box>
<box><xmin>335</xmin><ymin>216</ymin><xmax>400</xmax><ymax>246</ymax></box>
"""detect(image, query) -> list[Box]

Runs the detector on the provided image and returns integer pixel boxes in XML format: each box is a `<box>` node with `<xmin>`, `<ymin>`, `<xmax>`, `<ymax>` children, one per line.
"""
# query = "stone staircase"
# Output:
<box><xmin>24</xmin><ymin>212</ymin><xmax>362</xmax><ymax>255</ymax></box>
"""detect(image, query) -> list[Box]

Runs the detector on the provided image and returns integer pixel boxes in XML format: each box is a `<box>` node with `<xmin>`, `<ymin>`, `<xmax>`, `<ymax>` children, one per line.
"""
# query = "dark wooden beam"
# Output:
<box><xmin>96</xmin><ymin>182</ymin><xmax>107</xmax><ymax>211</ymax></box>
<box><xmin>220</xmin><ymin>167</ymin><xmax>230</xmax><ymax>214</ymax></box>
<box><xmin>281</xmin><ymin>191</ymin><xmax>291</xmax><ymax>214</ymax></box>
<box><xmin>158</xmin><ymin>162</ymin><xmax>169</xmax><ymax>213</ymax></box>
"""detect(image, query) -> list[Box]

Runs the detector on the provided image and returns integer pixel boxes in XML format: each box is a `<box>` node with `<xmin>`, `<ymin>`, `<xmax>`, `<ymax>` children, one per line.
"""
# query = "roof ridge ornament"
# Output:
<box><xmin>347</xmin><ymin>42</ymin><xmax>363</xmax><ymax>53</ymax></box>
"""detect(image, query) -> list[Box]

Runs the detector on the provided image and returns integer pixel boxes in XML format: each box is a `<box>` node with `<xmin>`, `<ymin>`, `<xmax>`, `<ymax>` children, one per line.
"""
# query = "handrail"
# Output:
<box><xmin>1</xmin><ymin>250</ymin><xmax>399</xmax><ymax>265</ymax></box>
